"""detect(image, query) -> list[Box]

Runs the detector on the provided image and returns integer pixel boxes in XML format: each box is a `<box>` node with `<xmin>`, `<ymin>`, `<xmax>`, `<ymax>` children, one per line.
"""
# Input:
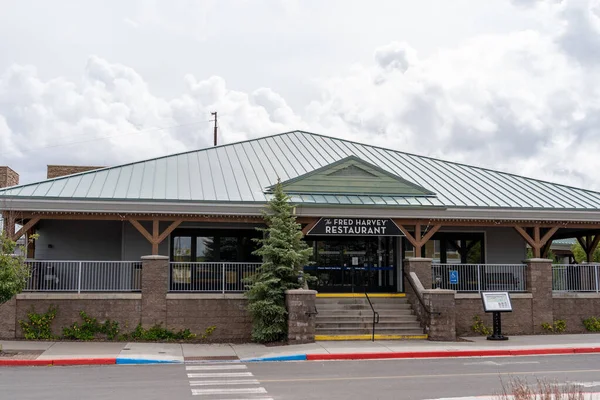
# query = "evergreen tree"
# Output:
<box><xmin>245</xmin><ymin>181</ymin><xmax>313</xmax><ymax>343</ymax></box>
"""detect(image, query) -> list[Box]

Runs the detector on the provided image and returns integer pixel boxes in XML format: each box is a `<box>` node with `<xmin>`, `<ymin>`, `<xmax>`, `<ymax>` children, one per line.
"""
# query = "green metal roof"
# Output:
<box><xmin>272</xmin><ymin>156</ymin><xmax>435</xmax><ymax>197</ymax></box>
<box><xmin>2</xmin><ymin>130</ymin><xmax>600</xmax><ymax>210</ymax></box>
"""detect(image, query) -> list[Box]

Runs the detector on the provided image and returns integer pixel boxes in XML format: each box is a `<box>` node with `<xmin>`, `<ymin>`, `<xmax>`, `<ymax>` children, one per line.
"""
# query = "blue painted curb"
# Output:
<box><xmin>116</xmin><ymin>357</ymin><xmax>183</xmax><ymax>365</ymax></box>
<box><xmin>244</xmin><ymin>354</ymin><xmax>307</xmax><ymax>362</ymax></box>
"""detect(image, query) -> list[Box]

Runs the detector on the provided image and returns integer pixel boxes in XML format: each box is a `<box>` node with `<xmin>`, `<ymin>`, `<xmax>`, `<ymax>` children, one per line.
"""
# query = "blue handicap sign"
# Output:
<box><xmin>449</xmin><ymin>270</ymin><xmax>459</xmax><ymax>285</ymax></box>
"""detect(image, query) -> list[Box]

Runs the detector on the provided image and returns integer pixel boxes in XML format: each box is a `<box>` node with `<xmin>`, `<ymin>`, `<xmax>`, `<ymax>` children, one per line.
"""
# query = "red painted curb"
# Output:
<box><xmin>52</xmin><ymin>358</ymin><xmax>116</xmax><ymax>366</ymax></box>
<box><xmin>0</xmin><ymin>358</ymin><xmax>117</xmax><ymax>367</ymax></box>
<box><xmin>0</xmin><ymin>359</ymin><xmax>52</xmax><ymax>366</ymax></box>
<box><xmin>306</xmin><ymin>347</ymin><xmax>600</xmax><ymax>361</ymax></box>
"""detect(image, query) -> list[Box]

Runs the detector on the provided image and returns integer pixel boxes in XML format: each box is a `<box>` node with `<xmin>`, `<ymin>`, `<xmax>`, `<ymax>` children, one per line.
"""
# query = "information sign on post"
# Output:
<box><xmin>480</xmin><ymin>292</ymin><xmax>512</xmax><ymax>341</ymax></box>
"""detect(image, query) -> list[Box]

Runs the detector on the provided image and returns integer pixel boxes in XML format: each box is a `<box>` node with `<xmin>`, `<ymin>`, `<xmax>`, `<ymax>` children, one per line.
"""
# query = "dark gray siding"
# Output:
<box><xmin>35</xmin><ymin>220</ymin><xmax>122</xmax><ymax>260</ymax></box>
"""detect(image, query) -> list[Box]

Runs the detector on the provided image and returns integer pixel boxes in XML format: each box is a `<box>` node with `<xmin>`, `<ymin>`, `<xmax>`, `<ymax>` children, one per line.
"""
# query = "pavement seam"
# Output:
<box><xmin>38</xmin><ymin>341</ymin><xmax>57</xmax><ymax>360</ymax></box>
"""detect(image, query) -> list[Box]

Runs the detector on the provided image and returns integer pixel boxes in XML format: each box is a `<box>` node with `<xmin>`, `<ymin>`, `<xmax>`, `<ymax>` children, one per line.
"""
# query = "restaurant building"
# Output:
<box><xmin>1</xmin><ymin>130</ymin><xmax>599</xmax><ymax>341</ymax></box>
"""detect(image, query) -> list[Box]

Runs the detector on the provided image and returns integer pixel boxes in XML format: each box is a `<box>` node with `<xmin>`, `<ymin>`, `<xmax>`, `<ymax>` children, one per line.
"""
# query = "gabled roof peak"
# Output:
<box><xmin>270</xmin><ymin>155</ymin><xmax>436</xmax><ymax>197</ymax></box>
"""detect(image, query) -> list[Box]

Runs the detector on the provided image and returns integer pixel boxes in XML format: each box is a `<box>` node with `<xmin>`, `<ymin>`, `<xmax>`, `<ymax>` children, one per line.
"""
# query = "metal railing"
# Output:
<box><xmin>431</xmin><ymin>264</ymin><xmax>527</xmax><ymax>293</ymax></box>
<box><xmin>24</xmin><ymin>261</ymin><xmax>142</xmax><ymax>292</ymax></box>
<box><xmin>169</xmin><ymin>262</ymin><xmax>261</xmax><ymax>293</ymax></box>
<box><xmin>552</xmin><ymin>264</ymin><xmax>600</xmax><ymax>292</ymax></box>
<box><xmin>364</xmin><ymin>292</ymin><xmax>379</xmax><ymax>342</ymax></box>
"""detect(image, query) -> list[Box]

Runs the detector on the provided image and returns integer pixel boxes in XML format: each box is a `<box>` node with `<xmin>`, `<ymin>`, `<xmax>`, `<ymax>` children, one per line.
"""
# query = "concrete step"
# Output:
<box><xmin>316</xmin><ymin>309</ymin><xmax>414</xmax><ymax>316</ymax></box>
<box><xmin>316</xmin><ymin>298</ymin><xmax>409</xmax><ymax>305</ymax></box>
<box><xmin>316</xmin><ymin>316</ymin><xmax>419</xmax><ymax>324</ymax></box>
<box><xmin>316</xmin><ymin>304</ymin><xmax>412</xmax><ymax>311</ymax></box>
<box><xmin>315</xmin><ymin>327</ymin><xmax>425</xmax><ymax>335</ymax></box>
<box><xmin>316</xmin><ymin>322</ymin><xmax>422</xmax><ymax>329</ymax></box>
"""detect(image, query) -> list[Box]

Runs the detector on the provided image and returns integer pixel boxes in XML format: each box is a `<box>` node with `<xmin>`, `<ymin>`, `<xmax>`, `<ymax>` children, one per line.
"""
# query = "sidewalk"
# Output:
<box><xmin>1</xmin><ymin>334</ymin><xmax>599</xmax><ymax>366</ymax></box>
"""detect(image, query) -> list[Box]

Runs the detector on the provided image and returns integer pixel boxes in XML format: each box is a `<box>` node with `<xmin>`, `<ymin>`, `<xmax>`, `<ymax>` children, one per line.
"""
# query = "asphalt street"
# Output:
<box><xmin>0</xmin><ymin>354</ymin><xmax>599</xmax><ymax>399</ymax></box>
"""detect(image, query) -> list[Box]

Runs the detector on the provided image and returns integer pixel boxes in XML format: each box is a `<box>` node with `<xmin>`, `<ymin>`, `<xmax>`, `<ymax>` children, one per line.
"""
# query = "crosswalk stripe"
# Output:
<box><xmin>187</xmin><ymin>372</ymin><xmax>253</xmax><ymax>378</ymax></box>
<box><xmin>189</xmin><ymin>379</ymin><xmax>260</xmax><ymax>386</ymax></box>
<box><xmin>191</xmin><ymin>387</ymin><xmax>268</xmax><ymax>395</ymax></box>
<box><xmin>186</xmin><ymin>364</ymin><xmax>248</xmax><ymax>371</ymax></box>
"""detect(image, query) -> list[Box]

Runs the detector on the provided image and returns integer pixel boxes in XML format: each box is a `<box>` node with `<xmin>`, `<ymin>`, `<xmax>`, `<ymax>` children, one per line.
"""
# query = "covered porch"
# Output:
<box><xmin>5</xmin><ymin>212</ymin><xmax>600</xmax><ymax>295</ymax></box>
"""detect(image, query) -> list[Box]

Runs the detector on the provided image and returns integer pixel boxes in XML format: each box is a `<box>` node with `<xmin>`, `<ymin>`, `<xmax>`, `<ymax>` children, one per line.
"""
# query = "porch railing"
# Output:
<box><xmin>24</xmin><ymin>261</ymin><xmax>142</xmax><ymax>292</ymax></box>
<box><xmin>552</xmin><ymin>264</ymin><xmax>600</xmax><ymax>292</ymax></box>
<box><xmin>431</xmin><ymin>264</ymin><xmax>527</xmax><ymax>293</ymax></box>
<box><xmin>169</xmin><ymin>262</ymin><xmax>260</xmax><ymax>293</ymax></box>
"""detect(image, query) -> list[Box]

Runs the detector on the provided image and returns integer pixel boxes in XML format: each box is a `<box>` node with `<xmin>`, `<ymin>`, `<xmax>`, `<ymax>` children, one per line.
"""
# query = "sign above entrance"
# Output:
<box><xmin>306</xmin><ymin>218</ymin><xmax>404</xmax><ymax>236</ymax></box>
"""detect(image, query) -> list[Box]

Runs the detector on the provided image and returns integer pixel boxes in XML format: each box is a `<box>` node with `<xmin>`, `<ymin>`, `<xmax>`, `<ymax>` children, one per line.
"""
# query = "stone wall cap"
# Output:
<box><xmin>422</xmin><ymin>289</ymin><xmax>456</xmax><ymax>294</ymax></box>
<box><xmin>404</xmin><ymin>257</ymin><xmax>433</xmax><ymax>262</ymax></box>
<box><xmin>524</xmin><ymin>258</ymin><xmax>553</xmax><ymax>263</ymax></box>
<box><xmin>141</xmin><ymin>255</ymin><xmax>170</xmax><ymax>260</ymax></box>
<box><xmin>285</xmin><ymin>289</ymin><xmax>318</xmax><ymax>295</ymax></box>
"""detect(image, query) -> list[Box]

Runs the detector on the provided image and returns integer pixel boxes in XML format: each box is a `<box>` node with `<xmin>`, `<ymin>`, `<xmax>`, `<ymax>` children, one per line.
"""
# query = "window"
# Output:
<box><xmin>170</xmin><ymin>229</ymin><xmax>261</xmax><ymax>262</ymax></box>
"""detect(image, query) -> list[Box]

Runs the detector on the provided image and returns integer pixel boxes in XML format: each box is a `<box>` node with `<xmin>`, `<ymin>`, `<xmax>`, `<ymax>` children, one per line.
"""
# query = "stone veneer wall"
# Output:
<box><xmin>553</xmin><ymin>294</ymin><xmax>600</xmax><ymax>333</ymax></box>
<box><xmin>166</xmin><ymin>296</ymin><xmax>252</xmax><ymax>341</ymax></box>
<box><xmin>46</xmin><ymin>165</ymin><xmax>104</xmax><ymax>179</ymax></box>
<box><xmin>14</xmin><ymin>295</ymin><xmax>142</xmax><ymax>338</ymax></box>
<box><xmin>455</xmin><ymin>295</ymin><xmax>534</xmax><ymax>336</ymax></box>
<box><xmin>0</xmin><ymin>294</ymin><xmax>252</xmax><ymax>341</ymax></box>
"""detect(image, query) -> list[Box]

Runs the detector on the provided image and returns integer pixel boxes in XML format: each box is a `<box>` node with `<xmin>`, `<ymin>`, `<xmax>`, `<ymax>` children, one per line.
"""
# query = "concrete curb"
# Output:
<box><xmin>305</xmin><ymin>347</ymin><xmax>600</xmax><ymax>361</ymax></box>
<box><xmin>2</xmin><ymin>346</ymin><xmax>600</xmax><ymax>366</ymax></box>
<box><xmin>0</xmin><ymin>358</ymin><xmax>116</xmax><ymax>367</ymax></box>
<box><xmin>0</xmin><ymin>357</ymin><xmax>183</xmax><ymax>367</ymax></box>
<box><xmin>243</xmin><ymin>354</ymin><xmax>307</xmax><ymax>362</ymax></box>
<box><xmin>116</xmin><ymin>357</ymin><xmax>182</xmax><ymax>365</ymax></box>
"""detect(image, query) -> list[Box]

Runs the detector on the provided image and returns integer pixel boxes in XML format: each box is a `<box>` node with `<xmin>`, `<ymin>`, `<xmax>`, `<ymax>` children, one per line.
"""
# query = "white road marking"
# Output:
<box><xmin>186</xmin><ymin>364</ymin><xmax>248</xmax><ymax>371</ymax></box>
<box><xmin>185</xmin><ymin>362</ymin><xmax>272</xmax><ymax>399</ymax></box>
<box><xmin>567</xmin><ymin>381</ymin><xmax>600</xmax><ymax>388</ymax></box>
<box><xmin>463</xmin><ymin>361</ymin><xmax>540</xmax><ymax>366</ymax></box>
<box><xmin>187</xmin><ymin>372</ymin><xmax>254</xmax><ymax>378</ymax></box>
<box><xmin>189</xmin><ymin>379</ymin><xmax>260</xmax><ymax>386</ymax></box>
<box><xmin>191</xmin><ymin>387</ymin><xmax>268</xmax><ymax>395</ymax></box>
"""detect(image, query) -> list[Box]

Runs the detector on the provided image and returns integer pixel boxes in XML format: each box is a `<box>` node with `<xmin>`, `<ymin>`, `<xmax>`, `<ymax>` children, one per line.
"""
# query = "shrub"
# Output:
<box><xmin>120</xmin><ymin>323</ymin><xmax>212</xmax><ymax>342</ymax></box>
<box><xmin>62</xmin><ymin>311</ymin><xmax>117</xmax><ymax>341</ymax></box>
<box><xmin>471</xmin><ymin>315</ymin><xmax>492</xmax><ymax>336</ymax></box>
<box><xmin>541</xmin><ymin>319</ymin><xmax>566</xmax><ymax>334</ymax></box>
<box><xmin>19</xmin><ymin>306</ymin><xmax>57</xmax><ymax>340</ymax></box>
<box><xmin>583</xmin><ymin>316</ymin><xmax>600</xmax><ymax>332</ymax></box>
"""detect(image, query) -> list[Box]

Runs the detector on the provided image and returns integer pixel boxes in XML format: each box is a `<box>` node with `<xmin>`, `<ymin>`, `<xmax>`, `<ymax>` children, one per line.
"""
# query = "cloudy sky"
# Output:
<box><xmin>1</xmin><ymin>0</ymin><xmax>599</xmax><ymax>190</ymax></box>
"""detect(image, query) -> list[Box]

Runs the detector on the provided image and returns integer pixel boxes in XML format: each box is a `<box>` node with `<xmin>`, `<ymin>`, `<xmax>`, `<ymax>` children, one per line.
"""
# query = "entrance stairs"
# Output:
<box><xmin>315</xmin><ymin>294</ymin><xmax>427</xmax><ymax>340</ymax></box>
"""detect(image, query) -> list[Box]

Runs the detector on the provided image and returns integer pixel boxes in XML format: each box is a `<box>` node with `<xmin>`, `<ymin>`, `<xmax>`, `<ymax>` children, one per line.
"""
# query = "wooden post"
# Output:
<box><xmin>395</xmin><ymin>221</ymin><xmax>441</xmax><ymax>257</ymax></box>
<box><xmin>152</xmin><ymin>220</ymin><xmax>159</xmax><ymax>255</ymax></box>
<box><xmin>128</xmin><ymin>218</ymin><xmax>182</xmax><ymax>256</ymax></box>
<box><xmin>514</xmin><ymin>225</ymin><xmax>559</xmax><ymax>259</ymax></box>
<box><xmin>415</xmin><ymin>223</ymin><xmax>422</xmax><ymax>256</ymax></box>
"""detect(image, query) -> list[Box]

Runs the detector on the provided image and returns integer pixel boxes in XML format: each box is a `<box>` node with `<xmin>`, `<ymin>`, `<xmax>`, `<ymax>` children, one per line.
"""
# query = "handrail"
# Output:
<box><xmin>402</xmin><ymin>271</ymin><xmax>441</xmax><ymax>317</ymax></box>
<box><xmin>364</xmin><ymin>292</ymin><xmax>379</xmax><ymax>342</ymax></box>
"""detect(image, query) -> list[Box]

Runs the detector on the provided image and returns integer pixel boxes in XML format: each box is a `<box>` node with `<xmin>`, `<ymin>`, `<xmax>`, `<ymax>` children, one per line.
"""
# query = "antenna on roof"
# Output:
<box><xmin>211</xmin><ymin>112</ymin><xmax>218</xmax><ymax>146</ymax></box>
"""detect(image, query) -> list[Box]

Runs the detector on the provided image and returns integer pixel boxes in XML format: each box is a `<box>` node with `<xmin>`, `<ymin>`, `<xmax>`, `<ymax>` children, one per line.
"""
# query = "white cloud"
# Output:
<box><xmin>2</xmin><ymin>0</ymin><xmax>600</xmax><ymax>194</ymax></box>
<box><xmin>0</xmin><ymin>57</ymin><xmax>303</xmax><ymax>183</ymax></box>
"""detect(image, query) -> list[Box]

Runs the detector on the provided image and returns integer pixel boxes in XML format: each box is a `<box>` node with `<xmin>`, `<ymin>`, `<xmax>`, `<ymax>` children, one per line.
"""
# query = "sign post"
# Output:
<box><xmin>480</xmin><ymin>292</ymin><xmax>512</xmax><ymax>341</ymax></box>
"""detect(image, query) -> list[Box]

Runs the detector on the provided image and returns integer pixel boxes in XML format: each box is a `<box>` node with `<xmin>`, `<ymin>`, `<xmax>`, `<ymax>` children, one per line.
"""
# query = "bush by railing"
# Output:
<box><xmin>552</xmin><ymin>264</ymin><xmax>599</xmax><ymax>292</ymax></box>
<box><xmin>432</xmin><ymin>264</ymin><xmax>527</xmax><ymax>293</ymax></box>
<box><xmin>169</xmin><ymin>262</ymin><xmax>260</xmax><ymax>293</ymax></box>
<box><xmin>24</xmin><ymin>261</ymin><xmax>142</xmax><ymax>293</ymax></box>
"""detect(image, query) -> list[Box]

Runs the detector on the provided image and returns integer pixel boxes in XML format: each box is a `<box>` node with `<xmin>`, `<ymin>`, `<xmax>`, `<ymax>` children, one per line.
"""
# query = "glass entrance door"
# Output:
<box><xmin>305</xmin><ymin>236</ymin><xmax>397</xmax><ymax>293</ymax></box>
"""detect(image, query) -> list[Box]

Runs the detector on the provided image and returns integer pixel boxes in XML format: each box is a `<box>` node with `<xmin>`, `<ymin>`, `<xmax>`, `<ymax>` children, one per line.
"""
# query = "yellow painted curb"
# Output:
<box><xmin>315</xmin><ymin>334</ymin><xmax>428</xmax><ymax>341</ymax></box>
<box><xmin>316</xmin><ymin>293</ymin><xmax>406</xmax><ymax>298</ymax></box>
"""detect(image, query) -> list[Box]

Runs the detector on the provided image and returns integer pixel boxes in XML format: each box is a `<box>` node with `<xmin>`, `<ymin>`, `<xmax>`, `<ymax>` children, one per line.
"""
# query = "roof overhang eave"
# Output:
<box><xmin>294</xmin><ymin>205</ymin><xmax>600</xmax><ymax>223</ymax></box>
<box><xmin>0</xmin><ymin>198</ymin><xmax>266</xmax><ymax>216</ymax></box>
